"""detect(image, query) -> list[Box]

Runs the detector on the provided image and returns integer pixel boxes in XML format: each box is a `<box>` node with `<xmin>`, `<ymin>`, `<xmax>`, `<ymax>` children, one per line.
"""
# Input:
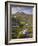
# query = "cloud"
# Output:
<box><xmin>11</xmin><ymin>6</ymin><xmax>33</xmax><ymax>14</ymax></box>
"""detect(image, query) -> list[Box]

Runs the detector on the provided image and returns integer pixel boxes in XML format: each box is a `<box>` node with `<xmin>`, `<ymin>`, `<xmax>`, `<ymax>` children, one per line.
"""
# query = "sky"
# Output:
<box><xmin>11</xmin><ymin>6</ymin><xmax>33</xmax><ymax>15</ymax></box>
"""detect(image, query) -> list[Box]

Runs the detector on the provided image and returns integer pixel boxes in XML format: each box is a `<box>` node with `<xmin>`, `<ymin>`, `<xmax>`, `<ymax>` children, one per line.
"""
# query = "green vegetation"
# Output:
<box><xmin>11</xmin><ymin>12</ymin><xmax>33</xmax><ymax>39</ymax></box>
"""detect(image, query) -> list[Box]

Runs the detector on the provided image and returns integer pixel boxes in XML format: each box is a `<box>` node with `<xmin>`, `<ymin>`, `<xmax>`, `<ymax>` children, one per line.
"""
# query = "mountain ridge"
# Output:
<box><xmin>12</xmin><ymin>12</ymin><xmax>32</xmax><ymax>16</ymax></box>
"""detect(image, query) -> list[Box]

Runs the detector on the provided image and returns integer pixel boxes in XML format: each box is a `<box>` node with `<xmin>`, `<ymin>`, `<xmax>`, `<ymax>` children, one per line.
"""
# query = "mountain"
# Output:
<box><xmin>11</xmin><ymin>12</ymin><xmax>32</xmax><ymax>24</ymax></box>
<box><xmin>12</xmin><ymin>12</ymin><xmax>32</xmax><ymax>17</ymax></box>
<box><xmin>12</xmin><ymin>12</ymin><xmax>32</xmax><ymax>15</ymax></box>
